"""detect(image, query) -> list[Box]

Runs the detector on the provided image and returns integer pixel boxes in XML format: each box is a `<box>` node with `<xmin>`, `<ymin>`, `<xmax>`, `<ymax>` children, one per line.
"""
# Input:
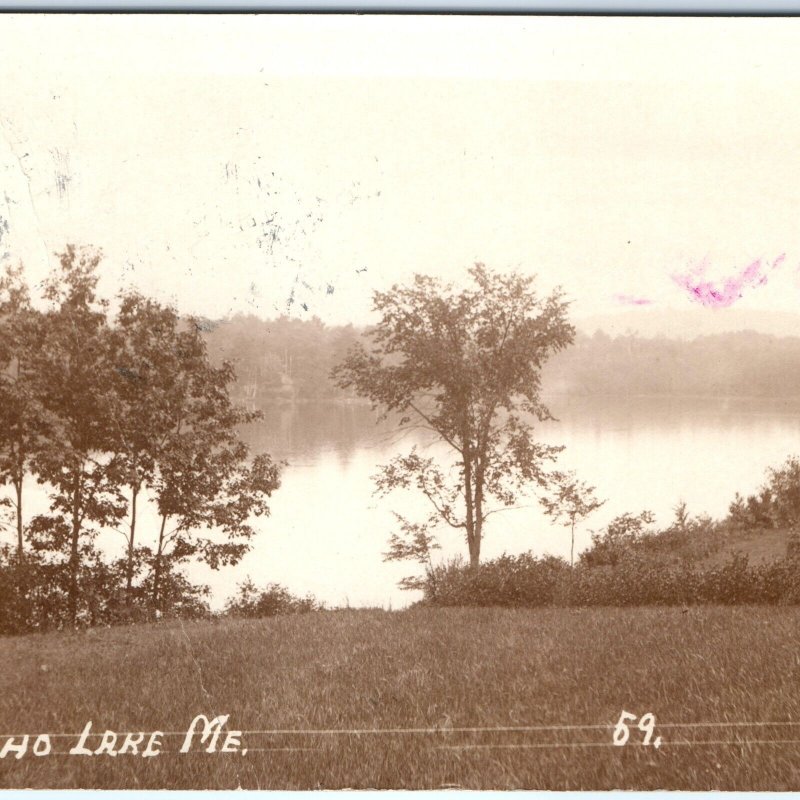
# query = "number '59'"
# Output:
<box><xmin>612</xmin><ymin>710</ymin><xmax>662</xmax><ymax>748</ymax></box>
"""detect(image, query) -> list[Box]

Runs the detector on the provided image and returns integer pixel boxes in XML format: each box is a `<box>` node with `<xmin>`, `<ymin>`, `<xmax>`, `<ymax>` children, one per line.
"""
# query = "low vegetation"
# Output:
<box><xmin>1</xmin><ymin>607</ymin><xmax>799</xmax><ymax>789</ymax></box>
<box><xmin>412</xmin><ymin>459</ymin><xmax>800</xmax><ymax>609</ymax></box>
<box><xmin>224</xmin><ymin>578</ymin><xmax>325</xmax><ymax>618</ymax></box>
<box><xmin>422</xmin><ymin>548</ymin><xmax>800</xmax><ymax>609</ymax></box>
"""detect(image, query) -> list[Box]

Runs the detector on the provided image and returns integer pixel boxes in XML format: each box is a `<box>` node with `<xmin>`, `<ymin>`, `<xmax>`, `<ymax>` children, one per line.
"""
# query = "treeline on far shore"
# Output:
<box><xmin>202</xmin><ymin>315</ymin><xmax>800</xmax><ymax>403</ymax></box>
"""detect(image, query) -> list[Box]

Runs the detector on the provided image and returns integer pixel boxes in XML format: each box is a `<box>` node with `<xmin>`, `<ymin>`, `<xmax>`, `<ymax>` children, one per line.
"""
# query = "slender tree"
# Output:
<box><xmin>0</xmin><ymin>264</ymin><xmax>49</xmax><ymax>561</ymax></box>
<box><xmin>333</xmin><ymin>264</ymin><xmax>574</xmax><ymax>571</ymax></box>
<box><xmin>150</xmin><ymin>430</ymin><xmax>280</xmax><ymax>610</ymax></box>
<box><xmin>134</xmin><ymin>319</ymin><xmax>281</xmax><ymax>611</ymax></box>
<box><xmin>110</xmin><ymin>292</ymin><xmax>199</xmax><ymax>605</ymax></box>
<box><xmin>110</xmin><ymin>294</ymin><xmax>283</xmax><ymax>611</ymax></box>
<box><xmin>28</xmin><ymin>246</ymin><xmax>127</xmax><ymax>624</ymax></box>
<box><xmin>383</xmin><ymin>512</ymin><xmax>442</xmax><ymax>592</ymax></box>
<box><xmin>539</xmin><ymin>470</ymin><xmax>605</xmax><ymax>567</ymax></box>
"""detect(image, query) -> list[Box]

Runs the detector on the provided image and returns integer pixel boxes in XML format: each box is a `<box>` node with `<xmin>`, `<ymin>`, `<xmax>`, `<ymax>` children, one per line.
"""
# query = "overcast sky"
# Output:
<box><xmin>2</xmin><ymin>15</ymin><xmax>800</xmax><ymax>326</ymax></box>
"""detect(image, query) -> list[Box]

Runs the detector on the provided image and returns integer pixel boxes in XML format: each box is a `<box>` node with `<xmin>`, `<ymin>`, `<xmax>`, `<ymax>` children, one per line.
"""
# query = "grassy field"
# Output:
<box><xmin>701</xmin><ymin>527</ymin><xmax>792</xmax><ymax>565</ymax></box>
<box><xmin>1</xmin><ymin>606</ymin><xmax>800</xmax><ymax>789</ymax></box>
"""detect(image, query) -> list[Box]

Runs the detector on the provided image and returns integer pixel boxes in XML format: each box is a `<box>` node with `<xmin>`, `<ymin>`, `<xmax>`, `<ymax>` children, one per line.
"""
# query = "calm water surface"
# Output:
<box><xmin>206</xmin><ymin>396</ymin><xmax>800</xmax><ymax>609</ymax></box>
<box><xmin>11</xmin><ymin>397</ymin><xmax>800</xmax><ymax>609</ymax></box>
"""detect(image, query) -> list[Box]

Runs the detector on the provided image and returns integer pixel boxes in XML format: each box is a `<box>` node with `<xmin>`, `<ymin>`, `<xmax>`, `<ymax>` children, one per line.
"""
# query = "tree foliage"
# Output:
<box><xmin>580</xmin><ymin>510</ymin><xmax>656</xmax><ymax>568</ymax></box>
<box><xmin>540</xmin><ymin>470</ymin><xmax>605</xmax><ymax>567</ymax></box>
<box><xmin>0</xmin><ymin>246</ymin><xmax>281</xmax><ymax>627</ymax></box>
<box><xmin>728</xmin><ymin>455</ymin><xmax>800</xmax><ymax>533</ymax></box>
<box><xmin>0</xmin><ymin>263</ymin><xmax>49</xmax><ymax>561</ymax></box>
<box><xmin>333</xmin><ymin>263</ymin><xmax>575</xmax><ymax>581</ymax></box>
<box><xmin>29</xmin><ymin>246</ymin><xmax>127</xmax><ymax>623</ymax></box>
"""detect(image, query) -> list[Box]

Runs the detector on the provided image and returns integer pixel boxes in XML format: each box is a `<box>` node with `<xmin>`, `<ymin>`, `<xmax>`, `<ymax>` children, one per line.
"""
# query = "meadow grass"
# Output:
<box><xmin>1</xmin><ymin>606</ymin><xmax>800</xmax><ymax>789</ymax></box>
<box><xmin>702</xmin><ymin>527</ymin><xmax>791</xmax><ymax>565</ymax></box>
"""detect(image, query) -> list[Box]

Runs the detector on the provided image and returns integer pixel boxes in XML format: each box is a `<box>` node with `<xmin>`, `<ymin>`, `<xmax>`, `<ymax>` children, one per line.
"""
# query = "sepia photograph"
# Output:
<box><xmin>1</xmin><ymin>13</ymin><xmax>800</xmax><ymax>790</ymax></box>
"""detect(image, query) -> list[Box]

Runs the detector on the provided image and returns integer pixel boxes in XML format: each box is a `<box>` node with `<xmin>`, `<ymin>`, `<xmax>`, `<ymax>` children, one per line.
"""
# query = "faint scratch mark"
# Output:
<box><xmin>51</xmin><ymin>147</ymin><xmax>72</xmax><ymax>202</ymax></box>
<box><xmin>672</xmin><ymin>254</ymin><xmax>785</xmax><ymax>308</ymax></box>
<box><xmin>224</xmin><ymin>161</ymin><xmax>239</xmax><ymax>183</ymax></box>
<box><xmin>0</xmin><ymin>115</ymin><xmax>51</xmax><ymax>266</ymax></box>
<box><xmin>177</xmin><ymin>618</ymin><xmax>214</xmax><ymax>707</ymax></box>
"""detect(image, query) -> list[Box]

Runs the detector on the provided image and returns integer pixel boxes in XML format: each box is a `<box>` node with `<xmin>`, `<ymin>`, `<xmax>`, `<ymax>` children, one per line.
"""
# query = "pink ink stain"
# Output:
<box><xmin>672</xmin><ymin>254</ymin><xmax>786</xmax><ymax>309</ymax></box>
<box><xmin>614</xmin><ymin>293</ymin><xmax>653</xmax><ymax>306</ymax></box>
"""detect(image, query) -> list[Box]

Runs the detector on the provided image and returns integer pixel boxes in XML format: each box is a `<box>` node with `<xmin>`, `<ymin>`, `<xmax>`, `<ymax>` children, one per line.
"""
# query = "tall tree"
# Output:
<box><xmin>29</xmin><ymin>246</ymin><xmax>127</xmax><ymax>624</ymax></box>
<box><xmin>0</xmin><ymin>264</ymin><xmax>47</xmax><ymax>561</ymax></box>
<box><xmin>136</xmin><ymin>319</ymin><xmax>281</xmax><ymax>611</ymax></box>
<box><xmin>110</xmin><ymin>292</ymin><xmax>201</xmax><ymax>605</ymax></box>
<box><xmin>149</xmin><ymin>415</ymin><xmax>281</xmax><ymax>611</ymax></box>
<box><xmin>110</xmin><ymin>295</ymin><xmax>283</xmax><ymax>611</ymax></box>
<box><xmin>333</xmin><ymin>264</ymin><xmax>574</xmax><ymax>570</ymax></box>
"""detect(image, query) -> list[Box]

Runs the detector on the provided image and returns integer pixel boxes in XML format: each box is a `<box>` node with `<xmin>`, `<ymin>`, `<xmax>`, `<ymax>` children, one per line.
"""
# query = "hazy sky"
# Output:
<box><xmin>3</xmin><ymin>15</ymin><xmax>800</xmax><ymax>325</ymax></box>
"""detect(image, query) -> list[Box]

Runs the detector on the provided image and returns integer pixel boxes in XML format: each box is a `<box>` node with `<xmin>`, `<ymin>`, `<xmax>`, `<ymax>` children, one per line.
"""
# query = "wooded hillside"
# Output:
<box><xmin>202</xmin><ymin>316</ymin><xmax>800</xmax><ymax>402</ymax></box>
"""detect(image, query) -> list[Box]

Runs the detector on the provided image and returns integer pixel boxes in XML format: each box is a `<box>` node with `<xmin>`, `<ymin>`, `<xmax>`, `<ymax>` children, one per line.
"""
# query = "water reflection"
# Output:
<box><xmin>204</xmin><ymin>396</ymin><xmax>800</xmax><ymax>610</ymax></box>
<box><xmin>8</xmin><ymin>397</ymin><xmax>800</xmax><ymax>610</ymax></box>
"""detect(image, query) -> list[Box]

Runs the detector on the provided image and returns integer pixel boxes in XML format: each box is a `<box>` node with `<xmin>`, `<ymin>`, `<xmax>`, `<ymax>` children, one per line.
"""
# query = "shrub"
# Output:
<box><xmin>419</xmin><ymin>549</ymin><xmax>800</xmax><ymax>609</ymax></box>
<box><xmin>580</xmin><ymin>511</ymin><xmax>656</xmax><ymax>567</ymax></box>
<box><xmin>0</xmin><ymin>545</ymin><xmax>211</xmax><ymax>635</ymax></box>
<box><xmin>726</xmin><ymin>455</ymin><xmax>800</xmax><ymax>531</ymax></box>
<box><xmin>422</xmin><ymin>554</ymin><xmax>570</xmax><ymax>608</ymax></box>
<box><xmin>224</xmin><ymin>578</ymin><xmax>324</xmax><ymax>618</ymax></box>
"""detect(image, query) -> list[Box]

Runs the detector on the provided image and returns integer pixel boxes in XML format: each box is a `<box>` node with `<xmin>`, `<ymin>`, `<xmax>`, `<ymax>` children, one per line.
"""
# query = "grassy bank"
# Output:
<box><xmin>2</xmin><ymin>607</ymin><xmax>800</xmax><ymax>789</ymax></box>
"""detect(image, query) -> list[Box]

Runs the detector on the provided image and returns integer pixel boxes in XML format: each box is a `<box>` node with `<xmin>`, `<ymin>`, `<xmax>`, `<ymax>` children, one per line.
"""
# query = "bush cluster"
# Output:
<box><xmin>420</xmin><ymin>550</ymin><xmax>800</xmax><ymax>609</ymax></box>
<box><xmin>570</xmin><ymin>553</ymin><xmax>800</xmax><ymax>606</ymax></box>
<box><xmin>1</xmin><ymin>550</ymin><xmax>326</xmax><ymax>635</ymax></box>
<box><xmin>727</xmin><ymin>456</ymin><xmax>800</xmax><ymax>531</ymax></box>
<box><xmin>425</xmin><ymin>553</ymin><xmax>569</xmax><ymax>607</ymax></box>
<box><xmin>0</xmin><ymin>545</ymin><xmax>212</xmax><ymax>635</ymax></box>
<box><xmin>224</xmin><ymin>578</ymin><xmax>325</xmax><ymax>618</ymax></box>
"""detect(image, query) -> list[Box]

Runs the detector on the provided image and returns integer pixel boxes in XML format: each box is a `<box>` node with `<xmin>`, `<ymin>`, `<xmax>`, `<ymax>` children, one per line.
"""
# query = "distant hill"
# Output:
<box><xmin>542</xmin><ymin>329</ymin><xmax>800</xmax><ymax>398</ymax></box>
<box><xmin>203</xmin><ymin>313</ymin><xmax>800</xmax><ymax>403</ymax></box>
<box><xmin>576</xmin><ymin>308</ymin><xmax>800</xmax><ymax>340</ymax></box>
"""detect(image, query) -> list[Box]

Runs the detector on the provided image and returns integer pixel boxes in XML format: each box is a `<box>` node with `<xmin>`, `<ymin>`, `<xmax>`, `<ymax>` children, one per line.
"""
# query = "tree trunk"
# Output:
<box><xmin>125</xmin><ymin>486</ymin><xmax>139</xmax><ymax>606</ymax></box>
<box><xmin>468</xmin><ymin>531</ymin><xmax>480</xmax><ymax>568</ymax></box>
<box><xmin>14</xmin><ymin>478</ymin><xmax>23</xmax><ymax>562</ymax></box>
<box><xmin>68</xmin><ymin>474</ymin><xmax>82</xmax><ymax>626</ymax></box>
<box><xmin>570</xmin><ymin>522</ymin><xmax>575</xmax><ymax>568</ymax></box>
<box><xmin>463</xmin><ymin>454</ymin><xmax>480</xmax><ymax>568</ymax></box>
<box><xmin>472</xmin><ymin>460</ymin><xmax>486</xmax><ymax>569</ymax></box>
<box><xmin>152</xmin><ymin>513</ymin><xmax>168</xmax><ymax>611</ymax></box>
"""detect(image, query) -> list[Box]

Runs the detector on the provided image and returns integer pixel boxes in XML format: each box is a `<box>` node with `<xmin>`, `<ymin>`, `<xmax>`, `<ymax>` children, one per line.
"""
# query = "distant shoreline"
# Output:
<box><xmin>239</xmin><ymin>392</ymin><xmax>800</xmax><ymax>405</ymax></box>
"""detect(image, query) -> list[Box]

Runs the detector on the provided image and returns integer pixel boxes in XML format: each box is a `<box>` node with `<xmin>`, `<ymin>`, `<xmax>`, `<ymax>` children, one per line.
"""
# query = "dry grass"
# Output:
<box><xmin>702</xmin><ymin>528</ymin><xmax>792</xmax><ymax>566</ymax></box>
<box><xmin>1</xmin><ymin>607</ymin><xmax>800</xmax><ymax>789</ymax></box>
<box><xmin>639</xmin><ymin>524</ymin><xmax>792</xmax><ymax>567</ymax></box>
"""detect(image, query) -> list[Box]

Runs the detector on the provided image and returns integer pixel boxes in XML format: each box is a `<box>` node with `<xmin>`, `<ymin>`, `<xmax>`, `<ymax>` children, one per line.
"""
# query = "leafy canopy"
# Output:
<box><xmin>333</xmin><ymin>263</ymin><xmax>575</xmax><ymax>574</ymax></box>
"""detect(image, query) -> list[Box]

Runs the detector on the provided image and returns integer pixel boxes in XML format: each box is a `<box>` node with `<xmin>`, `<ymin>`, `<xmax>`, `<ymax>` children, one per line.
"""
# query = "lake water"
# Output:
<box><xmin>202</xmin><ymin>395</ymin><xmax>800</xmax><ymax>609</ymax></box>
<box><xmin>8</xmin><ymin>396</ymin><xmax>800</xmax><ymax>609</ymax></box>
